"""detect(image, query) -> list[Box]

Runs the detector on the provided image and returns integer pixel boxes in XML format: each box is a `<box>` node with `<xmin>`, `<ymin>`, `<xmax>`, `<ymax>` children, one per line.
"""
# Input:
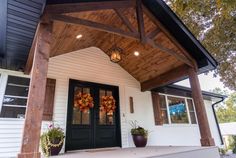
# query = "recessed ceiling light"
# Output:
<box><xmin>76</xmin><ymin>34</ymin><xmax>83</xmax><ymax>39</ymax></box>
<box><xmin>134</xmin><ymin>51</ymin><xmax>140</xmax><ymax>56</ymax></box>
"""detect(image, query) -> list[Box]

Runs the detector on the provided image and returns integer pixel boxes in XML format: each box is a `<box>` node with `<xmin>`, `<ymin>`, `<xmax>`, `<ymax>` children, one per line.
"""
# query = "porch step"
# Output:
<box><xmin>53</xmin><ymin>146</ymin><xmax>220</xmax><ymax>158</ymax></box>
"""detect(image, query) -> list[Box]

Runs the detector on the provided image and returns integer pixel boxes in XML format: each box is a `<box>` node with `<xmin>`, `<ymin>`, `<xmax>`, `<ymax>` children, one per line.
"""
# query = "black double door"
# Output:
<box><xmin>65</xmin><ymin>79</ymin><xmax>121</xmax><ymax>151</ymax></box>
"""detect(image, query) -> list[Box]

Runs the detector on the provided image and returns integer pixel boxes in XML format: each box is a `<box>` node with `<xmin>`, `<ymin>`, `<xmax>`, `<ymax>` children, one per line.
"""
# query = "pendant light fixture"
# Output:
<box><xmin>107</xmin><ymin>34</ymin><xmax>123</xmax><ymax>63</ymax></box>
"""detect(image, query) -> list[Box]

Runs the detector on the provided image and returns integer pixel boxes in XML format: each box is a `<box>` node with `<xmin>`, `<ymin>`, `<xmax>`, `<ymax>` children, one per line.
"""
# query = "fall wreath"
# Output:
<box><xmin>74</xmin><ymin>92</ymin><xmax>94</xmax><ymax>112</ymax></box>
<box><xmin>100</xmin><ymin>96</ymin><xmax>116</xmax><ymax>115</ymax></box>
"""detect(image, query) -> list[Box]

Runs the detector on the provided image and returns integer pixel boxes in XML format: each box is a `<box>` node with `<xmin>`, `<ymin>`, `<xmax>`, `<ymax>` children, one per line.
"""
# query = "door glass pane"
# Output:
<box><xmin>168</xmin><ymin>96</ymin><xmax>189</xmax><ymax>124</ymax></box>
<box><xmin>72</xmin><ymin>87</ymin><xmax>91</xmax><ymax>125</ymax></box>
<box><xmin>99</xmin><ymin>90</ymin><xmax>106</xmax><ymax>125</ymax></box>
<box><xmin>99</xmin><ymin>89</ymin><xmax>115</xmax><ymax>125</ymax></box>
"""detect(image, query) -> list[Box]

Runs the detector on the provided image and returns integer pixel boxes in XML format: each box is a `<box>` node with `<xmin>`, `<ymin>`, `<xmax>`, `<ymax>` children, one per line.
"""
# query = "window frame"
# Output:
<box><xmin>159</xmin><ymin>93</ymin><xmax>198</xmax><ymax>126</ymax></box>
<box><xmin>0</xmin><ymin>71</ymin><xmax>30</xmax><ymax>120</ymax></box>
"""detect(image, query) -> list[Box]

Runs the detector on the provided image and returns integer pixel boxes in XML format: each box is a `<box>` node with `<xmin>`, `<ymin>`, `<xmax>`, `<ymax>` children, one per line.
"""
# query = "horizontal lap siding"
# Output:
<box><xmin>0</xmin><ymin>119</ymin><xmax>23</xmax><ymax>158</ymax></box>
<box><xmin>0</xmin><ymin>47</ymin><xmax>138</xmax><ymax>157</ymax></box>
<box><xmin>47</xmin><ymin>47</ymin><xmax>140</xmax><ymax>152</ymax></box>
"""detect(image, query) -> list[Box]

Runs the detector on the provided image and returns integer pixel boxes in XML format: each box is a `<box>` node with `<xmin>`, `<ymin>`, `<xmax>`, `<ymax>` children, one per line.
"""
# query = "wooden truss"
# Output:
<box><xmin>25</xmin><ymin>0</ymin><xmax>197</xmax><ymax>75</ymax></box>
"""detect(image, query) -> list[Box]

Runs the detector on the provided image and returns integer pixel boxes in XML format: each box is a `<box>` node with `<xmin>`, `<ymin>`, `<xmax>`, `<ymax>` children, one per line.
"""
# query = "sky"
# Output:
<box><xmin>175</xmin><ymin>71</ymin><xmax>230</xmax><ymax>92</ymax></box>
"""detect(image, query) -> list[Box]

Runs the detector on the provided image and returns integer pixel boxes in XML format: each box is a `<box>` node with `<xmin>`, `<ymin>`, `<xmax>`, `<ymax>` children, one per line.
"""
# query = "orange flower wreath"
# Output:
<box><xmin>74</xmin><ymin>92</ymin><xmax>94</xmax><ymax>112</ymax></box>
<box><xmin>100</xmin><ymin>96</ymin><xmax>116</xmax><ymax>115</ymax></box>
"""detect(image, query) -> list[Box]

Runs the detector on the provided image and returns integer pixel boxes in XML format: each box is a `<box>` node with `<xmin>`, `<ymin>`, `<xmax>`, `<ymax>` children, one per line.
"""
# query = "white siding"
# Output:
<box><xmin>204</xmin><ymin>100</ymin><xmax>222</xmax><ymax>146</ymax></box>
<box><xmin>46</xmin><ymin>47</ymin><xmax>140</xmax><ymax>152</ymax></box>
<box><xmin>0</xmin><ymin>47</ymin><xmax>222</xmax><ymax>157</ymax></box>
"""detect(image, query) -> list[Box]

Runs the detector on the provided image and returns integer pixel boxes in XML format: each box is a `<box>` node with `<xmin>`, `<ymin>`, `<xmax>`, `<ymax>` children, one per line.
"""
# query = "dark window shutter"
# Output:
<box><xmin>43</xmin><ymin>78</ymin><xmax>56</xmax><ymax>121</ymax></box>
<box><xmin>151</xmin><ymin>91</ymin><xmax>163</xmax><ymax>125</ymax></box>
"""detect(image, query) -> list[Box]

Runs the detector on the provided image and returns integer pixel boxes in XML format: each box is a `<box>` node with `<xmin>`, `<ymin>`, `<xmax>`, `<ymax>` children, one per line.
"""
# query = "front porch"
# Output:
<box><xmin>54</xmin><ymin>146</ymin><xmax>220</xmax><ymax>158</ymax></box>
<box><xmin>0</xmin><ymin>0</ymin><xmax>221</xmax><ymax>157</ymax></box>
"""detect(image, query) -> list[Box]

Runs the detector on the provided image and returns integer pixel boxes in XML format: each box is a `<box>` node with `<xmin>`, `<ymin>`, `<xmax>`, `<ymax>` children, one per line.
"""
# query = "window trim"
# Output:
<box><xmin>159</xmin><ymin>93</ymin><xmax>198</xmax><ymax>125</ymax></box>
<box><xmin>0</xmin><ymin>71</ymin><xmax>30</xmax><ymax>120</ymax></box>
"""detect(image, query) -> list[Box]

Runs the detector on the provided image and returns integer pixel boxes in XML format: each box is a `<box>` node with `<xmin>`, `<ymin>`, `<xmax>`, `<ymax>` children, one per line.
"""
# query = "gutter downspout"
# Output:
<box><xmin>212</xmin><ymin>97</ymin><xmax>225</xmax><ymax>145</ymax></box>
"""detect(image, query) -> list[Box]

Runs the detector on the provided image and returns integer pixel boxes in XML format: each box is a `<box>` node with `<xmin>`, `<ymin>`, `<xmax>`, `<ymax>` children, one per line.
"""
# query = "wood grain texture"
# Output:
<box><xmin>151</xmin><ymin>92</ymin><xmax>163</xmax><ymax>125</ymax></box>
<box><xmin>49</xmin><ymin>8</ymin><xmax>189</xmax><ymax>85</ymax></box>
<box><xmin>43</xmin><ymin>78</ymin><xmax>56</xmax><ymax>121</ymax></box>
<box><xmin>188</xmin><ymin>67</ymin><xmax>215</xmax><ymax>146</ymax></box>
<box><xmin>141</xmin><ymin>64</ymin><xmax>189</xmax><ymax>91</ymax></box>
<box><xmin>45</xmin><ymin>0</ymin><xmax>136</xmax><ymax>14</ymax></box>
<box><xmin>18</xmin><ymin>22</ymin><xmax>52</xmax><ymax>158</ymax></box>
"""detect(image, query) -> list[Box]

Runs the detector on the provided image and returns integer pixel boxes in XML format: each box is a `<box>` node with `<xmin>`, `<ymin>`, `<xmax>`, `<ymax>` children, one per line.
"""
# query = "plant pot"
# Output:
<box><xmin>42</xmin><ymin>138</ymin><xmax>64</xmax><ymax>156</ymax></box>
<box><xmin>132</xmin><ymin>134</ymin><xmax>147</xmax><ymax>147</ymax></box>
<box><xmin>50</xmin><ymin>139</ymin><xmax>63</xmax><ymax>156</ymax></box>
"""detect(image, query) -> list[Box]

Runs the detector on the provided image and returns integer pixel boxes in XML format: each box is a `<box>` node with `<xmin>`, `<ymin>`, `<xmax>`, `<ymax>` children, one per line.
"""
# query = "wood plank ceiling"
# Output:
<box><xmin>49</xmin><ymin>5</ymin><xmax>191</xmax><ymax>84</ymax></box>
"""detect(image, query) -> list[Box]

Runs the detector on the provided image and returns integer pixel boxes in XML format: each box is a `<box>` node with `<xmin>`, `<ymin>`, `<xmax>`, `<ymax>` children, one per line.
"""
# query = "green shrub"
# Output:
<box><xmin>130</xmin><ymin>121</ymin><xmax>148</xmax><ymax>138</ymax></box>
<box><xmin>219</xmin><ymin>148</ymin><xmax>227</xmax><ymax>155</ymax></box>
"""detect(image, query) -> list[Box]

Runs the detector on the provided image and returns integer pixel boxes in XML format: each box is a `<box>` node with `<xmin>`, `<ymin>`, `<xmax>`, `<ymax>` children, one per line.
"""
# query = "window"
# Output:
<box><xmin>0</xmin><ymin>76</ymin><xmax>30</xmax><ymax>118</ymax></box>
<box><xmin>72</xmin><ymin>87</ymin><xmax>91</xmax><ymax>125</ymax></box>
<box><xmin>167</xmin><ymin>96</ymin><xmax>189</xmax><ymax>124</ymax></box>
<box><xmin>153</xmin><ymin>93</ymin><xmax>197</xmax><ymax>125</ymax></box>
<box><xmin>187</xmin><ymin>99</ymin><xmax>197</xmax><ymax>124</ymax></box>
<box><xmin>159</xmin><ymin>95</ymin><xmax>169</xmax><ymax>124</ymax></box>
<box><xmin>99</xmin><ymin>89</ymin><xmax>115</xmax><ymax>125</ymax></box>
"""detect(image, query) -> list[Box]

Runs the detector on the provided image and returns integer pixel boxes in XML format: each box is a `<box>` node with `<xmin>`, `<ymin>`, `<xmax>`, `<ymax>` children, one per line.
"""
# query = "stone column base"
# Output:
<box><xmin>201</xmin><ymin>138</ymin><xmax>215</xmax><ymax>146</ymax></box>
<box><xmin>18</xmin><ymin>152</ymin><xmax>41</xmax><ymax>158</ymax></box>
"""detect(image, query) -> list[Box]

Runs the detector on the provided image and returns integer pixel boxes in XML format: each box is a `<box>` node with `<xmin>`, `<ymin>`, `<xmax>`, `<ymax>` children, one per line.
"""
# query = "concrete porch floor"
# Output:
<box><xmin>53</xmin><ymin>146</ymin><xmax>220</xmax><ymax>158</ymax></box>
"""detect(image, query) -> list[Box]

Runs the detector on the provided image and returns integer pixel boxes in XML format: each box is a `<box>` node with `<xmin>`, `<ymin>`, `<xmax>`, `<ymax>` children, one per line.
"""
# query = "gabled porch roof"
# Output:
<box><xmin>0</xmin><ymin>0</ymin><xmax>217</xmax><ymax>91</ymax></box>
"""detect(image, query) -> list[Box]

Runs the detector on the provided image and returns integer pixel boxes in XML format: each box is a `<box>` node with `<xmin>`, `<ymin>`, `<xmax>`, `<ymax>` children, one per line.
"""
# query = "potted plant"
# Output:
<box><xmin>40</xmin><ymin>123</ymin><xmax>65</xmax><ymax>157</ymax></box>
<box><xmin>130</xmin><ymin>121</ymin><xmax>148</xmax><ymax>147</ymax></box>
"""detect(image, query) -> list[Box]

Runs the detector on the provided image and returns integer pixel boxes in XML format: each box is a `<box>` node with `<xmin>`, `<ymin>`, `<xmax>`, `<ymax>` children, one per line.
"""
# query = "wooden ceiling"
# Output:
<box><xmin>51</xmin><ymin>8</ymin><xmax>185</xmax><ymax>82</ymax></box>
<box><xmin>50</xmin><ymin>5</ymin><xmax>192</xmax><ymax>82</ymax></box>
<box><xmin>26</xmin><ymin>1</ymin><xmax>197</xmax><ymax>90</ymax></box>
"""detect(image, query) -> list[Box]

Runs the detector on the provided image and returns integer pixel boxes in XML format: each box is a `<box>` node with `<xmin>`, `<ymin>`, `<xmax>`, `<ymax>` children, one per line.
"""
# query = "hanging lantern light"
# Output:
<box><xmin>106</xmin><ymin>34</ymin><xmax>123</xmax><ymax>63</ymax></box>
<box><xmin>107</xmin><ymin>45</ymin><xmax>123</xmax><ymax>63</ymax></box>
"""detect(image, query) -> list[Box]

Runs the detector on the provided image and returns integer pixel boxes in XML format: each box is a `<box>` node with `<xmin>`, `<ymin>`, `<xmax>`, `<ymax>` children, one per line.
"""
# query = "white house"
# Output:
<box><xmin>0</xmin><ymin>0</ymin><xmax>226</xmax><ymax>158</ymax></box>
<box><xmin>0</xmin><ymin>47</ymin><xmax>226</xmax><ymax>157</ymax></box>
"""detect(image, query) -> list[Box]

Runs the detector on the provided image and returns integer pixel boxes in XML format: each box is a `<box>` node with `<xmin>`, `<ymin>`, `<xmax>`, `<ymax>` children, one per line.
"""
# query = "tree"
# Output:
<box><xmin>212</xmin><ymin>87</ymin><xmax>236</xmax><ymax>123</ymax></box>
<box><xmin>165</xmin><ymin>0</ymin><xmax>236</xmax><ymax>90</ymax></box>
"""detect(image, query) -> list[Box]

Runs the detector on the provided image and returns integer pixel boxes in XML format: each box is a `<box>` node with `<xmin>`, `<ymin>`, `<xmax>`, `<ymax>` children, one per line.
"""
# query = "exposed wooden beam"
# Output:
<box><xmin>143</xmin><ymin>6</ymin><xmax>198</xmax><ymax>70</ymax></box>
<box><xmin>147</xmin><ymin>28</ymin><xmax>161</xmax><ymax>39</ymax></box>
<box><xmin>146</xmin><ymin>38</ymin><xmax>193</xmax><ymax>67</ymax></box>
<box><xmin>18</xmin><ymin>22</ymin><xmax>52</xmax><ymax>158</ymax></box>
<box><xmin>141</xmin><ymin>64</ymin><xmax>189</xmax><ymax>91</ymax></box>
<box><xmin>114</xmin><ymin>9</ymin><xmax>137</xmax><ymax>33</ymax></box>
<box><xmin>136</xmin><ymin>0</ymin><xmax>146</xmax><ymax>43</ymax></box>
<box><xmin>45</xmin><ymin>0</ymin><xmax>136</xmax><ymax>14</ymax></box>
<box><xmin>52</xmin><ymin>14</ymin><xmax>139</xmax><ymax>40</ymax></box>
<box><xmin>188</xmin><ymin>67</ymin><xmax>215</xmax><ymax>146</ymax></box>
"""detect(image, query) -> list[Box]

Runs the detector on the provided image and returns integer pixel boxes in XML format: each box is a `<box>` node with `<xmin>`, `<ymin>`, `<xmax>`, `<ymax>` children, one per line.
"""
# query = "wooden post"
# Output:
<box><xmin>18</xmin><ymin>21</ymin><xmax>52</xmax><ymax>158</ymax></box>
<box><xmin>188</xmin><ymin>67</ymin><xmax>215</xmax><ymax>146</ymax></box>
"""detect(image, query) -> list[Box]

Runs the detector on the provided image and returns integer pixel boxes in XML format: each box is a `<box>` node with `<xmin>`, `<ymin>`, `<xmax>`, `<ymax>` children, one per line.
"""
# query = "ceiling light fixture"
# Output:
<box><xmin>107</xmin><ymin>34</ymin><xmax>123</xmax><ymax>63</ymax></box>
<box><xmin>76</xmin><ymin>34</ymin><xmax>83</xmax><ymax>39</ymax></box>
<box><xmin>134</xmin><ymin>51</ymin><xmax>140</xmax><ymax>56</ymax></box>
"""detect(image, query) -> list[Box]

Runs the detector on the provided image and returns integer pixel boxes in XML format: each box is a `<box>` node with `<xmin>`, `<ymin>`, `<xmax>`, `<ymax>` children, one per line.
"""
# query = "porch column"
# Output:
<box><xmin>18</xmin><ymin>22</ymin><xmax>52</xmax><ymax>158</ymax></box>
<box><xmin>188</xmin><ymin>67</ymin><xmax>215</xmax><ymax>146</ymax></box>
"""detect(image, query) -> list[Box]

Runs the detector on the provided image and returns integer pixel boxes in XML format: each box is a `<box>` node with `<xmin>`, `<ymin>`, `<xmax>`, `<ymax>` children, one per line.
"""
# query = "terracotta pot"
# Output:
<box><xmin>132</xmin><ymin>134</ymin><xmax>147</xmax><ymax>147</ymax></box>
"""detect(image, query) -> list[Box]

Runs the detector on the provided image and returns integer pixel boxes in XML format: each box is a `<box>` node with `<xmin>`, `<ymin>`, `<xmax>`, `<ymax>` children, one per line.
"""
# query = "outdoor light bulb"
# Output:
<box><xmin>134</xmin><ymin>51</ymin><xmax>140</xmax><ymax>56</ymax></box>
<box><xmin>76</xmin><ymin>34</ymin><xmax>83</xmax><ymax>39</ymax></box>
